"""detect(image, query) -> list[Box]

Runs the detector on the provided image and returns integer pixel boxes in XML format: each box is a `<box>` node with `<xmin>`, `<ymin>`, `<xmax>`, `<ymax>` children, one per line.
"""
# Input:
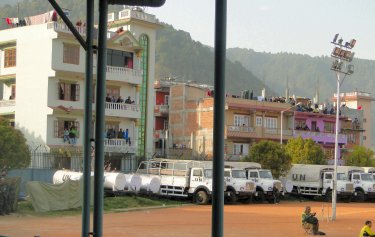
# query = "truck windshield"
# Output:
<box><xmin>204</xmin><ymin>169</ymin><xmax>213</xmax><ymax>178</ymax></box>
<box><xmin>337</xmin><ymin>173</ymin><xmax>347</xmax><ymax>181</ymax></box>
<box><xmin>361</xmin><ymin>173</ymin><xmax>374</xmax><ymax>181</ymax></box>
<box><xmin>232</xmin><ymin>170</ymin><xmax>247</xmax><ymax>179</ymax></box>
<box><xmin>259</xmin><ymin>170</ymin><xmax>273</xmax><ymax>179</ymax></box>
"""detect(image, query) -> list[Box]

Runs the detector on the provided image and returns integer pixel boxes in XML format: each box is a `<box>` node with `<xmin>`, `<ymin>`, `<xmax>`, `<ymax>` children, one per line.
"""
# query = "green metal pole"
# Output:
<box><xmin>82</xmin><ymin>0</ymin><xmax>94</xmax><ymax>236</ymax></box>
<box><xmin>93</xmin><ymin>0</ymin><xmax>108</xmax><ymax>236</ymax></box>
<box><xmin>212</xmin><ymin>1</ymin><xmax>227</xmax><ymax>237</ymax></box>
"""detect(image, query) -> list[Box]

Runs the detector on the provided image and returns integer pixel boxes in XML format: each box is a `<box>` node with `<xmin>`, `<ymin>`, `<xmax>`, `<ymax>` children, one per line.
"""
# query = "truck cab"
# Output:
<box><xmin>348</xmin><ymin>170</ymin><xmax>375</xmax><ymax>202</ymax></box>
<box><xmin>223</xmin><ymin>168</ymin><xmax>255</xmax><ymax>203</ymax></box>
<box><xmin>245</xmin><ymin>168</ymin><xmax>283</xmax><ymax>203</ymax></box>
<box><xmin>319</xmin><ymin>169</ymin><xmax>354</xmax><ymax>202</ymax></box>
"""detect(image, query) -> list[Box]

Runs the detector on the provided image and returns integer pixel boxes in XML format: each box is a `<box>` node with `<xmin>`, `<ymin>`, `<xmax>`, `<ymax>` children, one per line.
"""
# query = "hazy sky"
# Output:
<box><xmin>147</xmin><ymin>0</ymin><xmax>375</xmax><ymax>60</ymax></box>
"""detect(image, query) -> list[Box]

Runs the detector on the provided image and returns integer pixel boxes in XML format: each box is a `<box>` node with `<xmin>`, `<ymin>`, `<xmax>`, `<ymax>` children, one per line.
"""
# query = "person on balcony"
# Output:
<box><xmin>125</xmin><ymin>96</ymin><xmax>134</xmax><ymax>104</ymax></box>
<box><xmin>123</xmin><ymin>128</ymin><xmax>131</xmax><ymax>145</ymax></box>
<box><xmin>106</xmin><ymin>94</ymin><xmax>112</xmax><ymax>102</ymax></box>
<box><xmin>116</xmin><ymin>96</ymin><xmax>123</xmax><ymax>103</ymax></box>
<box><xmin>118</xmin><ymin>128</ymin><xmax>124</xmax><ymax>138</ymax></box>
<box><xmin>69</xmin><ymin>126</ymin><xmax>77</xmax><ymax>145</ymax></box>
<box><xmin>63</xmin><ymin>128</ymin><xmax>70</xmax><ymax>143</ymax></box>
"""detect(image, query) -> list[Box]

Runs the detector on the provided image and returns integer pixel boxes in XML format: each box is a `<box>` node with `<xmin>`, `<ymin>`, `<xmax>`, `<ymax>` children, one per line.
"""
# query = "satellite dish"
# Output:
<box><xmin>285</xmin><ymin>180</ymin><xmax>293</xmax><ymax>193</ymax></box>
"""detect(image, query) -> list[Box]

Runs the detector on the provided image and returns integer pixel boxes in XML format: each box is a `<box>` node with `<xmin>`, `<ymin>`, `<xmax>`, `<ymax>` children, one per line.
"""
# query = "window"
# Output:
<box><xmin>325</xmin><ymin>173</ymin><xmax>332</xmax><ymax>179</ymax></box>
<box><xmin>295</xmin><ymin>120</ymin><xmax>306</xmax><ymax>129</ymax></box>
<box><xmin>264</xmin><ymin>117</ymin><xmax>277</xmax><ymax>129</ymax></box>
<box><xmin>107</xmin><ymin>49</ymin><xmax>133</xmax><ymax>68</ymax></box>
<box><xmin>193</xmin><ymin>169</ymin><xmax>202</xmax><ymax>177</ymax></box>
<box><xmin>59</xmin><ymin>82</ymin><xmax>80</xmax><ymax>101</ymax></box>
<box><xmin>63</xmin><ymin>43</ymin><xmax>80</xmax><ymax>65</ymax></box>
<box><xmin>363</xmin><ymin>136</ymin><xmax>367</xmax><ymax>140</ymax></box>
<box><xmin>249</xmin><ymin>172</ymin><xmax>258</xmax><ymax>178</ymax></box>
<box><xmin>224</xmin><ymin>171</ymin><xmax>231</xmax><ymax>177</ymax></box>
<box><xmin>234</xmin><ymin>115</ymin><xmax>249</xmax><ymax>126</ymax></box>
<box><xmin>4</xmin><ymin>48</ymin><xmax>16</xmax><ymax>67</ymax></box>
<box><xmin>54</xmin><ymin>120</ymin><xmax>79</xmax><ymax>138</ymax></box>
<box><xmin>255</xmin><ymin>116</ymin><xmax>262</xmax><ymax>127</ymax></box>
<box><xmin>233</xmin><ymin>143</ymin><xmax>249</xmax><ymax>155</ymax></box>
<box><xmin>324</xmin><ymin>122</ymin><xmax>334</xmax><ymax>133</ymax></box>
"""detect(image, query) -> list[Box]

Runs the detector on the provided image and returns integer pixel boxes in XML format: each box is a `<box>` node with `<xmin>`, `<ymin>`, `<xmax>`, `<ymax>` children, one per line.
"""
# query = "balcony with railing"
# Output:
<box><xmin>105</xmin><ymin>66</ymin><xmax>142</xmax><ymax>85</ymax></box>
<box><xmin>0</xmin><ymin>100</ymin><xmax>15</xmax><ymax>115</ymax></box>
<box><xmin>104</xmin><ymin>102</ymin><xmax>140</xmax><ymax>119</ymax></box>
<box><xmin>104</xmin><ymin>139</ymin><xmax>137</xmax><ymax>153</ymax></box>
<box><xmin>154</xmin><ymin>104</ymin><xmax>169</xmax><ymax>116</ymax></box>
<box><xmin>294</xmin><ymin>130</ymin><xmax>347</xmax><ymax>144</ymax></box>
<box><xmin>226</xmin><ymin>125</ymin><xmax>256</xmax><ymax>138</ymax></box>
<box><xmin>118</xmin><ymin>9</ymin><xmax>157</xmax><ymax>23</ymax></box>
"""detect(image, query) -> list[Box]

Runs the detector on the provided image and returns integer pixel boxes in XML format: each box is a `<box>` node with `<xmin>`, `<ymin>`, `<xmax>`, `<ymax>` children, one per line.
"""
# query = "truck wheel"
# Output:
<box><xmin>225</xmin><ymin>190</ymin><xmax>237</xmax><ymax>204</ymax></box>
<box><xmin>194</xmin><ymin>190</ymin><xmax>208</xmax><ymax>205</ymax></box>
<box><xmin>253</xmin><ymin>191</ymin><xmax>265</xmax><ymax>203</ymax></box>
<box><xmin>325</xmin><ymin>190</ymin><xmax>333</xmax><ymax>202</ymax></box>
<box><xmin>354</xmin><ymin>190</ymin><xmax>365</xmax><ymax>202</ymax></box>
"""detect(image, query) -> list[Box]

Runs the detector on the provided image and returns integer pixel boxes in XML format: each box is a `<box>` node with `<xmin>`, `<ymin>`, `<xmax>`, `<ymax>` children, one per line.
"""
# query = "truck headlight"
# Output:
<box><xmin>268</xmin><ymin>187</ymin><xmax>273</xmax><ymax>191</ymax></box>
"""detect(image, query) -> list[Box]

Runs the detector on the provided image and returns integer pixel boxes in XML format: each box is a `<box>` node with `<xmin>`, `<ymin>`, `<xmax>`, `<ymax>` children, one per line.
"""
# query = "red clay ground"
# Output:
<box><xmin>1</xmin><ymin>201</ymin><xmax>374</xmax><ymax>237</ymax></box>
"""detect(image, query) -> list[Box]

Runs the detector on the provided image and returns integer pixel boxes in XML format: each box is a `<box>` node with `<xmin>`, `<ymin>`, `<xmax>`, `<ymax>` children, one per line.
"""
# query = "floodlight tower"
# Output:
<box><xmin>330</xmin><ymin>33</ymin><xmax>356</xmax><ymax>221</ymax></box>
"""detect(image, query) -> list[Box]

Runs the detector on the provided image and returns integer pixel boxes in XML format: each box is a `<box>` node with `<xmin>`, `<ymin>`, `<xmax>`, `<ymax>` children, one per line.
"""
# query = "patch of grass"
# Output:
<box><xmin>16</xmin><ymin>195</ymin><xmax>187</xmax><ymax>217</ymax></box>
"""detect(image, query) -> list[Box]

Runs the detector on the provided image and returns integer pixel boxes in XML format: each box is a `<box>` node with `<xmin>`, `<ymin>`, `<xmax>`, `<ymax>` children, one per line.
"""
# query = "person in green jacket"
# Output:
<box><xmin>302</xmin><ymin>206</ymin><xmax>325</xmax><ymax>235</ymax></box>
<box><xmin>359</xmin><ymin>220</ymin><xmax>375</xmax><ymax>237</ymax></box>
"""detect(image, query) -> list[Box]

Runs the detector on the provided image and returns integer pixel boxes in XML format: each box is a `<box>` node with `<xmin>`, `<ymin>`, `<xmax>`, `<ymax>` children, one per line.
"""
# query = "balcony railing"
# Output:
<box><xmin>48</xmin><ymin>22</ymin><xmax>115</xmax><ymax>39</ymax></box>
<box><xmin>119</xmin><ymin>9</ymin><xmax>157</xmax><ymax>23</ymax></box>
<box><xmin>106</xmin><ymin>66</ymin><xmax>143</xmax><ymax>84</ymax></box>
<box><xmin>105</xmin><ymin>102</ymin><xmax>139</xmax><ymax>112</ymax></box>
<box><xmin>104</xmin><ymin>139</ymin><xmax>136</xmax><ymax>153</ymax></box>
<box><xmin>154</xmin><ymin>104</ymin><xmax>169</xmax><ymax>115</ymax></box>
<box><xmin>228</xmin><ymin>125</ymin><xmax>255</xmax><ymax>132</ymax></box>
<box><xmin>0</xmin><ymin>100</ymin><xmax>15</xmax><ymax>107</ymax></box>
<box><xmin>0</xmin><ymin>100</ymin><xmax>15</xmax><ymax>114</ymax></box>
<box><xmin>226</xmin><ymin>125</ymin><xmax>256</xmax><ymax>138</ymax></box>
<box><xmin>294</xmin><ymin>130</ymin><xmax>346</xmax><ymax>144</ymax></box>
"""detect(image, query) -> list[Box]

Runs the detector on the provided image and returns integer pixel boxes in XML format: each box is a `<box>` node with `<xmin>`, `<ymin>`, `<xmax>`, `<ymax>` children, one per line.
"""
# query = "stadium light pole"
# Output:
<box><xmin>330</xmin><ymin>34</ymin><xmax>356</xmax><ymax>221</ymax></box>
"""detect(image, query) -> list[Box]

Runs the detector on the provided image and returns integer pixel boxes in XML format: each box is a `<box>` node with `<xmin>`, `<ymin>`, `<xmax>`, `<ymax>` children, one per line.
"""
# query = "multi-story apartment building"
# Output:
<box><xmin>155</xmin><ymin>82</ymin><xmax>366</xmax><ymax>164</ymax></box>
<box><xmin>334</xmin><ymin>91</ymin><xmax>374</xmax><ymax>148</ymax></box>
<box><xmin>0</xmin><ymin>8</ymin><xmax>160</xmax><ymax>170</ymax></box>
<box><xmin>154</xmin><ymin>79</ymin><xmax>170</xmax><ymax>154</ymax></box>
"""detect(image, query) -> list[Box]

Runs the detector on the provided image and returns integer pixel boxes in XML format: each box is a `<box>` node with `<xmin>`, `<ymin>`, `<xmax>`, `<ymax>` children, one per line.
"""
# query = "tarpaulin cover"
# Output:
<box><xmin>26</xmin><ymin>178</ymin><xmax>93</xmax><ymax>212</ymax></box>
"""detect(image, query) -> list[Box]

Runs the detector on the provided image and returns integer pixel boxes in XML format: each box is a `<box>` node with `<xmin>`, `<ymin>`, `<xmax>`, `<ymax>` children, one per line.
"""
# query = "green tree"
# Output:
<box><xmin>285</xmin><ymin>137</ymin><xmax>326</xmax><ymax>165</ymax></box>
<box><xmin>0</xmin><ymin>118</ymin><xmax>30</xmax><ymax>169</ymax></box>
<box><xmin>344</xmin><ymin>146</ymin><xmax>375</xmax><ymax>166</ymax></box>
<box><xmin>242</xmin><ymin>140</ymin><xmax>291</xmax><ymax>178</ymax></box>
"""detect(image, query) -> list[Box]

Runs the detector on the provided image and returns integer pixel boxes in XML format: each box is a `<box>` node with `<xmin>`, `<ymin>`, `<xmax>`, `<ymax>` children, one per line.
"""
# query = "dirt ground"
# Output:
<box><xmin>1</xmin><ymin>201</ymin><xmax>374</xmax><ymax>237</ymax></box>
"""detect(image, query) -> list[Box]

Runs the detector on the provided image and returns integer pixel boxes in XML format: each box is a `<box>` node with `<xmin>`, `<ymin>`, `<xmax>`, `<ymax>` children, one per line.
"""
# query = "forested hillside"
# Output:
<box><xmin>155</xmin><ymin>24</ymin><xmax>269</xmax><ymax>95</ymax></box>
<box><xmin>226</xmin><ymin>48</ymin><xmax>375</xmax><ymax>103</ymax></box>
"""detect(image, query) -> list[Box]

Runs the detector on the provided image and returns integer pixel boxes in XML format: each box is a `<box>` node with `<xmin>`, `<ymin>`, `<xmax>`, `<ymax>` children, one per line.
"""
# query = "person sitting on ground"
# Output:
<box><xmin>302</xmin><ymin>206</ymin><xmax>325</xmax><ymax>235</ymax></box>
<box><xmin>359</xmin><ymin>220</ymin><xmax>375</xmax><ymax>237</ymax></box>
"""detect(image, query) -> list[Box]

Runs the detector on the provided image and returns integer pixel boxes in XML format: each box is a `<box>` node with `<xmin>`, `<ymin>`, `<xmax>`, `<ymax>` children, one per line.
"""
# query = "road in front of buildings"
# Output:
<box><xmin>0</xmin><ymin>201</ymin><xmax>373</xmax><ymax>237</ymax></box>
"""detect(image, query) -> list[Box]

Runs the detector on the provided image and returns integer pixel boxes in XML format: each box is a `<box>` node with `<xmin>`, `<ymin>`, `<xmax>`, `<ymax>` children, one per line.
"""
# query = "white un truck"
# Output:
<box><xmin>135</xmin><ymin>159</ymin><xmax>256</xmax><ymax>204</ymax></box>
<box><xmin>286</xmin><ymin>164</ymin><xmax>354</xmax><ymax>202</ymax></box>
<box><xmin>244</xmin><ymin>164</ymin><xmax>284</xmax><ymax>203</ymax></box>
<box><xmin>337</xmin><ymin>166</ymin><xmax>375</xmax><ymax>202</ymax></box>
